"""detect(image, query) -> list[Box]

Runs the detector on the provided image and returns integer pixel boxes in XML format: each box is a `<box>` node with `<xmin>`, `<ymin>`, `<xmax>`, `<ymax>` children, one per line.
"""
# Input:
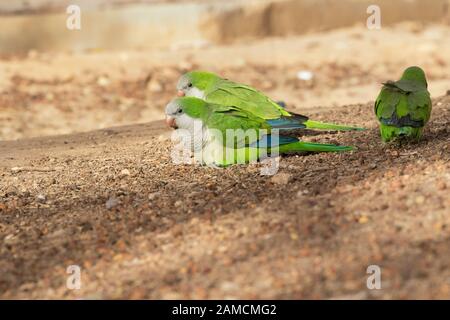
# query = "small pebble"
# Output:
<box><xmin>270</xmin><ymin>173</ymin><xmax>292</xmax><ymax>185</ymax></box>
<box><xmin>148</xmin><ymin>192</ymin><xmax>160</xmax><ymax>201</ymax></box>
<box><xmin>358</xmin><ymin>216</ymin><xmax>369</xmax><ymax>224</ymax></box>
<box><xmin>296</xmin><ymin>70</ymin><xmax>314</xmax><ymax>81</ymax></box>
<box><xmin>146</xmin><ymin>78</ymin><xmax>163</xmax><ymax>93</ymax></box>
<box><xmin>415</xmin><ymin>195</ymin><xmax>425</xmax><ymax>205</ymax></box>
<box><xmin>120</xmin><ymin>169</ymin><xmax>131</xmax><ymax>177</ymax></box>
<box><xmin>105</xmin><ymin>197</ymin><xmax>120</xmax><ymax>210</ymax></box>
<box><xmin>36</xmin><ymin>194</ymin><xmax>46</xmax><ymax>203</ymax></box>
<box><xmin>437</xmin><ymin>181</ymin><xmax>447</xmax><ymax>190</ymax></box>
<box><xmin>97</xmin><ymin>76</ymin><xmax>110</xmax><ymax>87</ymax></box>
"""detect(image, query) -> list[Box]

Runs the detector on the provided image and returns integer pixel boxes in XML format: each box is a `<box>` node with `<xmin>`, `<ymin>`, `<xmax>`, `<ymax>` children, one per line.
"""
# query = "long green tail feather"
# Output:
<box><xmin>279</xmin><ymin>141</ymin><xmax>354</xmax><ymax>153</ymax></box>
<box><xmin>213</xmin><ymin>141</ymin><xmax>354</xmax><ymax>166</ymax></box>
<box><xmin>304</xmin><ymin>120</ymin><xmax>365</xmax><ymax>131</ymax></box>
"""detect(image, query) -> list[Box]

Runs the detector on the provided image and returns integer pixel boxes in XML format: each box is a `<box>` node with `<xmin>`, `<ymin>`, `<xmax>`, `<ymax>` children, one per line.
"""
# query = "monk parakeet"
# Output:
<box><xmin>165</xmin><ymin>97</ymin><xmax>353</xmax><ymax>167</ymax></box>
<box><xmin>176</xmin><ymin>71</ymin><xmax>364</xmax><ymax>132</ymax></box>
<box><xmin>375</xmin><ymin>66</ymin><xmax>432</xmax><ymax>142</ymax></box>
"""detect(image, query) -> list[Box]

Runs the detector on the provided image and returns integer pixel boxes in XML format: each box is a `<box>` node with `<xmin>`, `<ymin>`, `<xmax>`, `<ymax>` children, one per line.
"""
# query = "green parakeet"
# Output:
<box><xmin>176</xmin><ymin>71</ymin><xmax>365</xmax><ymax>132</ymax></box>
<box><xmin>375</xmin><ymin>66</ymin><xmax>432</xmax><ymax>142</ymax></box>
<box><xmin>165</xmin><ymin>97</ymin><xmax>354</xmax><ymax>167</ymax></box>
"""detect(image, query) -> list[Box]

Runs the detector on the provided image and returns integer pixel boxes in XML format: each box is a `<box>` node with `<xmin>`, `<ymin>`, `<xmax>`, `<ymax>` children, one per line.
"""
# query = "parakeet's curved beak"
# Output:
<box><xmin>165</xmin><ymin>116</ymin><xmax>177</xmax><ymax>129</ymax></box>
<box><xmin>177</xmin><ymin>90</ymin><xmax>185</xmax><ymax>97</ymax></box>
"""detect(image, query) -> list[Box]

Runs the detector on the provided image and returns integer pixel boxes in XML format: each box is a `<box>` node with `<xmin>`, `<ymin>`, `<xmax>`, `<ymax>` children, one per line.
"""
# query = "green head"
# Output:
<box><xmin>165</xmin><ymin>97</ymin><xmax>209</xmax><ymax>129</ymax></box>
<box><xmin>400</xmin><ymin>66</ymin><xmax>428</xmax><ymax>87</ymax></box>
<box><xmin>176</xmin><ymin>71</ymin><xmax>220</xmax><ymax>98</ymax></box>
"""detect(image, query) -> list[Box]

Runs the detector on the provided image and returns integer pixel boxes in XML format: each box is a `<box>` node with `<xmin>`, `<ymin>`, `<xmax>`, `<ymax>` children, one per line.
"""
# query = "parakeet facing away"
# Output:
<box><xmin>375</xmin><ymin>66</ymin><xmax>432</xmax><ymax>142</ymax></box>
<box><xmin>165</xmin><ymin>97</ymin><xmax>354</xmax><ymax>167</ymax></box>
<box><xmin>176</xmin><ymin>71</ymin><xmax>365</xmax><ymax>132</ymax></box>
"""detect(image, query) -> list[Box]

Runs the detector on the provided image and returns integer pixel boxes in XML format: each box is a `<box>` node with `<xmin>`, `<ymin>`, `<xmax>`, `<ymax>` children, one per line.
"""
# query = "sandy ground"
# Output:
<box><xmin>0</xmin><ymin>23</ymin><xmax>450</xmax><ymax>299</ymax></box>
<box><xmin>1</xmin><ymin>95</ymin><xmax>449</xmax><ymax>299</ymax></box>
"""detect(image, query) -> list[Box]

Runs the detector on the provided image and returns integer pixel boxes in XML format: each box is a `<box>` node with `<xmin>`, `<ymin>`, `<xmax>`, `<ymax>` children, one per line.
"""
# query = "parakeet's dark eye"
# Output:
<box><xmin>187</xmin><ymin>83</ymin><xmax>193</xmax><ymax>88</ymax></box>
<box><xmin>177</xmin><ymin>108</ymin><xmax>183</xmax><ymax>114</ymax></box>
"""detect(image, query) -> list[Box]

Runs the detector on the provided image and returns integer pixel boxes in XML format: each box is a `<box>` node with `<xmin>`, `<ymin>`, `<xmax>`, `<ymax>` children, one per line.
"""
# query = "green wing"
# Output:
<box><xmin>393</xmin><ymin>79</ymin><xmax>427</xmax><ymax>92</ymax></box>
<box><xmin>204</xmin><ymin>103</ymin><xmax>271</xmax><ymax>147</ymax></box>
<box><xmin>408</xmin><ymin>89</ymin><xmax>432</xmax><ymax>123</ymax></box>
<box><xmin>375</xmin><ymin>83</ymin><xmax>432</xmax><ymax>126</ymax></box>
<box><xmin>375</xmin><ymin>86</ymin><xmax>401</xmax><ymax>120</ymax></box>
<box><xmin>205</xmin><ymin>79</ymin><xmax>290</xmax><ymax>120</ymax></box>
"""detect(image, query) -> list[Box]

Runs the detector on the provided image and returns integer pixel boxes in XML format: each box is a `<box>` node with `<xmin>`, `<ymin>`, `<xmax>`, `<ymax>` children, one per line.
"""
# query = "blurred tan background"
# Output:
<box><xmin>1</xmin><ymin>0</ymin><xmax>450</xmax><ymax>140</ymax></box>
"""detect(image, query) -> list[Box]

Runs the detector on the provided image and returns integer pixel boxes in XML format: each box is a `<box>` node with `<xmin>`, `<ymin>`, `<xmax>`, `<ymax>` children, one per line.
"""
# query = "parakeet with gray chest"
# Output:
<box><xmin>176</xmin><ymin>71</ymin><xmax>365</xmax><ymax>132</ymax></box>
<box><xmin>375</xmin><ymin>66</ymin><xmax>432</xmax><ymax>142</ymax></box>
<box><xmin>165</xmin><ymin>97</ymin><xmax>354</xmax><ymax>167</ymax></box>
